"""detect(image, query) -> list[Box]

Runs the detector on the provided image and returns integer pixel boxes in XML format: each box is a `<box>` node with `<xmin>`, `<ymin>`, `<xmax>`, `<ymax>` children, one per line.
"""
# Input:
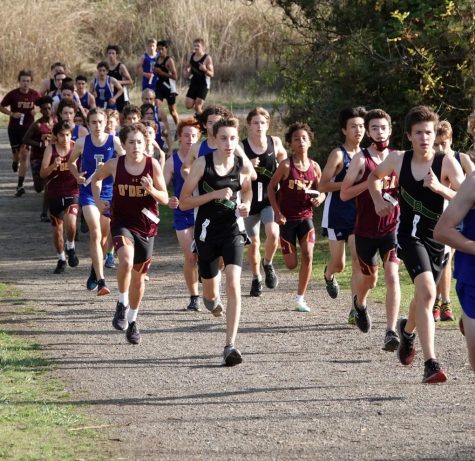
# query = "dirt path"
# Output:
<box><xmin>0</xmin><ymin>129</ymin><xmax>474</xmax><ymax>460</ymax></box>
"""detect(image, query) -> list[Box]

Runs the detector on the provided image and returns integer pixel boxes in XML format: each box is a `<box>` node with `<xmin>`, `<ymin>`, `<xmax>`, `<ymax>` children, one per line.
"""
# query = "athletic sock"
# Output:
<box><xmin>17</xmin><ymin>176</ymin><xmax>25</xmax><ymax>188</ymax></box>
<box><xmin>295</xmin><ymin>294</ymin><xmax>304</xmax><ymax>303</ymax></box>
<box><xmin>57</xmin><ymin>252</ymin><xmax>66</xmax><ymax>261</ymax></box>
<box><xmin>252</xmin><ymin>274</ymin><xmax>262</xmax><ymax>281</ymax></box>
<box><xmin>127</xmin><ymin>308</ymin><xmax>138</xmax><ymax>323</ymax></box>
<box><xmin>442</xmin><ymin>297</ymin><xmax>451</xmax><ymax>304</ymax></box>
<box><xmin>263</xmin><ymin>258</ymin><xmax>272</xmax><ymax>266</ymax></box>
<box><xmin>402</xmin><ymin>328</ymin><xmax>415</xmax><ymax>339</ymax></box>
<box><xmin>66</xmin><ymin>240</ymin><xmax>75</xmax><ymax>250</ymax></box>
<box><xmin>119</xmin><ymin>291</ymin><xmax>129</xmax><ymax>306</ymax></box>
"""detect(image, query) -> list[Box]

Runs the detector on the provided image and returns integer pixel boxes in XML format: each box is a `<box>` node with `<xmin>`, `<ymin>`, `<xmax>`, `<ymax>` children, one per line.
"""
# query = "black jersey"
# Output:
<box><xmin>189</xmin><ymin>53</ymin><xmax>208</xmax><ymax>86</ymax></box>
<box><xmin>155</xmin><ymin>57</ymin><xmax>170</xmax><ymax>88</ymax></box>
<box><xmin>194</xmin><ymin>154</ymin><xmax>243</xmax><ymax>242</ymax></box>
<box><xmin>398</xmin><ymin>150</ymin><xmax>446</xmax><ymax>239</ymax></box>
<box><xmin>242</xmin><ymin>136</ymin><xmax>277</xmax><ymax>214</ymax></box>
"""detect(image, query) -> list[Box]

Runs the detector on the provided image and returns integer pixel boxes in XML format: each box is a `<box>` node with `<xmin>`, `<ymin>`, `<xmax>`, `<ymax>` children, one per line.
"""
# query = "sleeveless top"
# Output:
<box><xmin>71</xmin><ymin>124</ymin><xmax>81</xmax><ymax>142</ymax></box>
<box><xmin>46</xmin><ymin>143</ymin><xmax>79</xmax><ymax>199</ymax></box>
<box><xmin>30</xmin><ymin>120</ymin><xmax>53</xmax><ymax>161</ymax></box>
<box><xmin>354</xmin><ymin>148</ymin><xmax>399</xmax><ymax>238</ymax></box>
<box><xmin>321</xmin><ymin>145</ymin><xmax>357</xmax><ymax>230</ymax></box>
<box><xmin>398</xmin><ymin>150</ymin><xmax>445</xmax><ymax>238</ymax></box>
<box><xmin>79</xmin><ymin>91</ymin><xmax>90</xmax><ymax>110</ymax></box>
<box><xmin>278</xmin><ymin>157</ymin><xmax>317</xmax><ymax>221</ymax></box>
<box><xmin>80</xmin><ymin>134</ymin><xmax>115</xmax><ymax>198</ymax></box>
<box><xmin>242</xmin><ymin>136</ymin><xmax>277</xmax><ymax>214</ymax></box>
<box><xmin>93</xmin><ymin>76</ymin><xmax>115</xmax><ymax>109</ymax></box>
<box><xmin>198</xmin><ymin>139</ymin><xmax>216</xmax><ymax>157</ymax></box>
<box><xmin>111</xmin><ymin>156</ymin><xmax>158</xmax><ymax>237</ymax></box>
<box><xmin>155</xmin><ymin>56</ymin><xmax>170</xmax><ymax>89</ymax></box>
<box><xmin>152</xmin><ymin>106</ymin><xmax>164</xmax><ymax>148</ymax></box>
<box><xmin>194</xmin><ymin>154</ymin><xmax>243</xmax><ymax>242</ymax></box>
<box><xmin>189</xmin><ymin>53</ymin><xmax>210</xmax><ymax>89</ymax></box>
<box><xmin>142</xmin><ymin>52</ymin><xmax>159</xmax><ymax>89</ymax></box>
<box><xmin>172</xmin><ymin>151</ymin><xmax>194</xmax><ymax>217</ymax></box>
<box><xmin>108</xmin><ymin>63</ymin><xmax>128</xmax><ymax>102</ymax></box>
<box><xmin>454</xmin><ymin>209</ymin><xmax>475</xmax><ymax>286</ymax></box>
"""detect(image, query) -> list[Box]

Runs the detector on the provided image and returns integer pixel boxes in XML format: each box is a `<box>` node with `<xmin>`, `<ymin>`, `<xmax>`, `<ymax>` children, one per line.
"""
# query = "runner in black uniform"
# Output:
<box><xmin>106</xmin><ymin>45</ymin><xmax>133</xmax><ymax>114</ymax></box>
<box><xmin>368</xmin><ymin>106</ymin><xmax>464</xmax><ymax>384</ymax></box>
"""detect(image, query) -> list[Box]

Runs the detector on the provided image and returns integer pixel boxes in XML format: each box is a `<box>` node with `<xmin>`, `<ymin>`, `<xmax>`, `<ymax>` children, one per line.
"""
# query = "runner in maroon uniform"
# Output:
<box><xmin>0</xmin><ymin>70</ymin><xmax>40</xmax><ymax>194</ymax></box>
<box><xmin>341</xmin><ymin>109</ymin><xmax>400</xmax><ymax>350</ymax></box>
<box><xmin>40</xmin><ymin>121</ymin><xmax>80</xmax><ymax>274</ymax></box>
<box><xmin>268</xmin><ymin>122</ymin><xmax>325</xmax><ymax>312</ymax></box>
<box><xmin>92</xmin><ymin>123</ymin><xmax>168</xmax><ymax>345</ymax></box>
<box><xmin>23</xmin><ymin>96</ymin><xmax>55</xmax><ymax>221</ymax></box>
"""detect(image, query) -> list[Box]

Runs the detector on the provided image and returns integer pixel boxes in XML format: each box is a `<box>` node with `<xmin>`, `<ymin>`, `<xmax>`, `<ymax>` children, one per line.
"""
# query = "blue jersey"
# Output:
<box><xmin>454</xmin><ymin>209</ymin><xmax>475</xmax><ymax>286</ymax></box>
<box><xmin>72</xmin><ymin>124</ymin><xmax>81</xmax><ymax>142</ymax></box>
<box><xmin>142</xmin><ymin>52</ymin><xmax>159</xmax><ymax>90</ymax></box>
<box><xmin>321</xmin><ymin>145</ymin><xmax>356</xmax><ymax>230</ymax></box>
<box><xmin>172</xmin><ymin>151</ymin><xmax>194</xmax><ymax>230</ymax></box>
<box><xmin>93</xmin><ymin>77</ymin><xmax>115</xmax><ymax>109</ymax></box>
<box><xmin>79</xmin><ymin>91</ymin><xmax>91</xmax><ymax>110</ymax></box>
<box><xmin>80</xmin><ymin>134</ymin><xmax>115</xmax><ymax>199</ymax></box>
<box><xmin>153</xmin><ymin>107</ymin><xmax>164</xmax><ymax>148</ymax></box>
<box><xmin>198</xmin><ymin>139</ymin><xmax>216</xmax><ymax>158</ymax></box>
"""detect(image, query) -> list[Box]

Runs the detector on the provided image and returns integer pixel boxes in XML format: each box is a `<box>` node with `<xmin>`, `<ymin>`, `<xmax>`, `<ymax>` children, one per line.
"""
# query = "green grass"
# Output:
<box><xmin>0</xmin><ymin>283</ymin><xmax>113</xmax><ymax>461</ymax></box>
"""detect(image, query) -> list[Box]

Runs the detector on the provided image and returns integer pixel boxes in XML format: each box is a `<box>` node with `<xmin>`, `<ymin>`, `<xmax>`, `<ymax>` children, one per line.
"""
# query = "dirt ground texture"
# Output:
<box><xmin>0</xmin><ymin>129</ymin><xmax>474</xmax><ymax>461</ymax></box>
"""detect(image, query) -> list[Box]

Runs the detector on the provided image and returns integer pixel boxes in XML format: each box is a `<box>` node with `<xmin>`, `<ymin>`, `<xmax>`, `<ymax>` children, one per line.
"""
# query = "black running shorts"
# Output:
<box><xmin>355</xmin><ymin>233</ymin><xmax>399</xmax><ymax>275</ymax></box>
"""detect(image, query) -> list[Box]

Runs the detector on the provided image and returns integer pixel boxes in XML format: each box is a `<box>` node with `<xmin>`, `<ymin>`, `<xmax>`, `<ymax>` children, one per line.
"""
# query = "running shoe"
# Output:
<box><xmin>433</xmin><ymin>298</ymin><xmax>441</xmax><ymax>322</ymax></box>
<box><xmin>186</xmin><ymin>297</ymin><xmax>201</xmax><ymax>312</ymax></box>
<box><xmin>40</xmin><ymin>213</ymin><xmax>50</xmax><ymax>223</ymax></box>
<box><xmin>86</xmin><ymin>266</ymin><xmax>98</xmax><ymax>291</ymax></box>
<box><xmin>324</xmin><ymin>266</ymin><xmax>339</xmax><ymax>299</ymax></box>
<box><xmin>440</xmin><ymin>301</ymin><xmax>455</xmax><ymax>321</ymax></box>
<box><xmin>53</xmin><ymin>259</ymin><xmax>66</xmax><ymax>274</ymax></box>
<box><xmin>66</xmin><ymin>248</ymin><xmax>79</xmax><ymax>267</ymax></box>
<box><xmin>211</xmin><ymin>301</ymin><xmax>224</xmax><ymax>317</ymax></box>
<box><xmin>12</xmin><ymin>161</ymin><xmax>18</xmax><ymax>172</ymax></box>
<box><xmin>222</xmin><ymin>345</ymin><xmax>242</xmax><ymax>366</ymax></box>
<box><xmin>382</xmin><ymin>329</ymin><xmax>400</xmax><ymax>351</ymax></box>
<box><xmin>396</xmin><ymin>318</ymin><xmax>416</xmax><ymax>366</ymax></box>
<box><xmin>348</xmin><ymin>307</ymin><xmax>357</xmax><ymax>325</ymax></box>
<box><xmin>250</xmin><ymin>278</ymin><xmax>263</xmax><ymax>297</ymax></box>
<box><xmin>97</xmin><ymin>278</ymin><xmax>110</xmax><ymax>296</ymax></box>
<box><xmin>126</xmin><ymin>321</ymin><xmax>141</xmax><ymax>345</ymax></box>
<box><xmin>353</xmin><ymin>296</ymin><xmax>371</xmax><ymax>333</ymax></box>
<box><xmin>295</xmin><ymin>299</ymin><xmax>311</xmax><ymax>312</ymax></box>
<box><xmin>104</xmin><ymin>253</ymin><xmax>116</xmax><ymax>269</ymax></box>
<box><xmin>14</xmin><ymin>187</ymin><xmax>25</xmax><ymax>197</ymax></box>
<box><xmin>112</xmin><ymin>301</ymin><xmax>128</xmax><ymax>331</ymax></box>
<box><xmin>262</xmin><ymin>261</ymin><xmax>278</xmax><ymax>289</ymax></box>
<box><xmin>422</xmin><ymin>359</ymin><xmax>448</xmax><ymax>384</ymax></box>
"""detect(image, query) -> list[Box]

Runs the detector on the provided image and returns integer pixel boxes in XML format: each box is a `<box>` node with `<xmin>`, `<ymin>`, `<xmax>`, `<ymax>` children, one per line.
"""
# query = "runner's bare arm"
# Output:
<box><xmin>267</xmin><ymin>160</ymin><xmax>289</xmax><ymax>225</ymax></box>
<box><xmin>340</xmin><ymin>152</ymin><xmax>367</xmax><ymax>201</ymax></box>
<box><xmin>319</xmin><ymin>148</ymin><xmax>344</xmax><ymax>193</ymax></box>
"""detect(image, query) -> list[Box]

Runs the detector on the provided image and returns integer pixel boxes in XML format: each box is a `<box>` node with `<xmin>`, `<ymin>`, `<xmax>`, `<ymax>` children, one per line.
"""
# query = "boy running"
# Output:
<box><xmin>106</xmin><ymin>45</ymin><xmax>133</xmax><ymax>114</ymax></box>
<box><xmin>136</xmin><ymin>38</ymin><xmax>159</xmax><ymax>91</ymax></box>
<box><xmin>91</xmin><ymin>62</ymin><xmax>123</xmax><ymax>110</ymax></box>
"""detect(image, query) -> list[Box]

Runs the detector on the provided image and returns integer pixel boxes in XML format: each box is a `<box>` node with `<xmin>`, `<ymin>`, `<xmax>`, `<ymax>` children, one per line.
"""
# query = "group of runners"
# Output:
<box><xmin>1</xmin><ymin>44</ymin><xmax>475</xmax><ymax>380</ymax></box>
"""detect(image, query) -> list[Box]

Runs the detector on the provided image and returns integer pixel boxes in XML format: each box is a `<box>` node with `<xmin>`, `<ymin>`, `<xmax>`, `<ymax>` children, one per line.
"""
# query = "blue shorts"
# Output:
<box><xmin>79</xmin><ymin>191</ymin><xmax>112</xmax><ymax>217</ymax></box>
<box><xmin>455</xmin><ymin>280</ymin><xmax>475</xmax><ymax>319</ymax></box>
<box><xmin>173</xmin><ymin>209</ymin><xmax>194</xmax><ymax>231</ymax></box>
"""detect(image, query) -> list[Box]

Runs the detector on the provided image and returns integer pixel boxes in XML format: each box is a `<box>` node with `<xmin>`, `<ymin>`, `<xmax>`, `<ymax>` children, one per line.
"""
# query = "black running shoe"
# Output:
<box><xmin>66</xmin><ymin>248</ymin><xmax>79</xmax><ymax>267</ymax></box>
<box><xmin>324</xmin><ymin>266</ymin><xmax>339</xmax><ymax>299</ymax></box>
<box><xmin>97</xmin><ymin>278</ymin><xmax>110</xmax><ymax>296</ymax></box>
<box><xmin>222</xmin><ymin>345</ymin><xmax>242</xmax><ymax>366</ymax></box>
<box><xmin>262</xmin><ymin>261</ymin><xmax>278</xmax><ymax>289</ymax></box>
<box><xmin>186</xmin><ymin>296</ymin><xmax>201</xmax><ymax>312</ymax></box>
<box><xmin>14</xmin><ymin>187</ymin><xmax>25</xmax><ymax>197</ymax></box>
<box><xmin>396</xmin><ymin>318</ymin><xmax>416</xmax><ymax>366</ymax></box>
<box><xmin>112</xmin><ymin>302</ymin><xmax>128</xmax><ymax>331</ymax></box>
<box><xmin>353</xmin><ymin>296</ymin><xmax>371</xmax><ymax>333</ymax></box>
<box><xmin>12</xmin><ymin>161</ymin><xmax>18</xmax><ymax>172</ymax></box>
<box><xmin>382</xmin><ymin>329</ymin><xmax>400</xmax><ymax>351</ymax></box>
<box><xmin>86</xmin><ymin>266</ymin><xmax>98</xmax><ymax>291</ymax></box>
<box><xmin>126</xmin><ymin>321</ymin><xmax>141</xmax><ymax>345</ymax></box>
<box><xmin>40</xmin><ymin>213</ymin><xmax>50</xmax><ymax>223</ymax></box>
<box><xmin>250</xmin><ymin>278</ymin><xmax>263</xmax><ymax>297</ymax></box>
<box><xmin>422</xmin><ymin>359</ymin><xmax>448</xmax><ymax>384</ymax></box>
<box><xmin>53</xmin><ymin>259</ymin><xmax>66</xmax><ymax>274</ymax></box>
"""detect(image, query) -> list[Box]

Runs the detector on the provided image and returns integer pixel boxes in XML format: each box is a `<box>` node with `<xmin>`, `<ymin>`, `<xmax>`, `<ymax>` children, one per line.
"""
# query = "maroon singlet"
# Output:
<box><xmin>278</xmin><ymin>157</ymin><xmax>317</xmax><ymax>221</ymax></box>
<box><xmin>46</xmin><ymin>143</ymin><xmax>79</xmax><ymax>199</ymax></box>
<box><xmin>30</xmin><ymin>121</ymin><xmax>53</xmax><ymax>161</ymax></box>
<box><xmin>111</xmin><ymin>156</ymin><xmax>158</xmax><ymax>237</ymax></box>
<box><xmin>354</xmin><ymin>148</ymin><xmax>399</xmax><ymax>238</ymax></box>
<box><xmin>1</xmin><ymin>88</ymin><xmax>40</xmax><ymax>128</ymax></box>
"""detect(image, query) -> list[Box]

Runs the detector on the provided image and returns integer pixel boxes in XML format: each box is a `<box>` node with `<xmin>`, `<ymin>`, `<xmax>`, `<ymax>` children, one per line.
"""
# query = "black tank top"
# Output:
<box><xmin>195</xmin><ymin>154</ymin><xmax>243</xmax><ymax>242</ymax></box>
<box><xmin>155</xmin><ymin>56</ymin><xmax>170</xmax><ymax>88</ymax></box>
<box><xmin>242</xmin><ymin>136</ymin><xmax>277</xmax><ymax>214</ymax></box>
<box><xmin>398</xmin><ymin>150</ymin><xmax>445</xmax><ymax>237</ymax></box>
<box><xmin>108</xmin><ymin>63</ymin><xmax>122</xmax><ymax>81</ymax></box>
<box><xmin>189</xmin><ymin>53</ymin><xmax>207</xmax><ymax>85</ymax></box>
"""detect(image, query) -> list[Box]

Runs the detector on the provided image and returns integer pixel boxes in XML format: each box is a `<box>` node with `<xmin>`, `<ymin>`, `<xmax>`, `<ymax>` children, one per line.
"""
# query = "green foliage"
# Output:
<box><xmin>267</xmin><ymin>0</ymin><xmax>474</xmax><ymax>162</ymax></box>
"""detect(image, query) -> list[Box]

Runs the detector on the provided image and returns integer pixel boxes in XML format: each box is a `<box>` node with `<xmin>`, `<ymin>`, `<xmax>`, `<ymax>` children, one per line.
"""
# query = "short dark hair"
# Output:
<box><xmin>197</xmin><ymin>105</ymin><xmax>232</xmax><ymax>131</ymax></box>
<box><xmin>157</xmin><ymin>40</ymin><xmax>169</xmax><ymax>48</ymax></box>
<box><xmin>75</xmin><ymin>75</ymin><xmax>88</xmax><ymax>83</ymax></box>
<box><xmin>123</xmin><ymin>104</ymin><xmax>142</xmax><ymax>118</ymax></box>
<box><xmin>285</xmin><ymin>122</ymin><xmax>314</xmax><ymax>144</ymax></box>
<box><xmin>18</xmin><ymin>69</ymin><xmax>33</xmax><ymax>81</ymax></box>
<box><xmin>57</xmin><ymin>99</ymin><xmax>77</xmax><ymax>114</ymax></box>
<box><xmin>61</xmin><ymin>80</ymin><xmax>75</xmax><ymax>92</ymax></box>
<box><xmin>339</xmin><ymin>107</ymin><xmax>366</xmax><ymax>130</ymax></box>
<box><xmin>53</xmin><ymin>120</ymin><xmax>73</xmax><ymax>136</ymax></box>
<box><xmin>86</xmin><ymin>107</ymin><xmax>107</xmax><ymax>123</ymax></box>
<box><xmin>97</xmin><ymin>61</ymin><xmax>109</xmax><ymax>70</ymax></box>
<box><xmin>364</xmin><ymin>109</ymin><xmax>392</xmax><ymax>131</ymax></box>
<box><xmin>36</xmin><ymin>96</ymin><xmax>53</xmax><ymax>107</ymax></box>
<box><xmin>404</xmin><ymin>105</ymin><xmax>439</xmax><ymax>134</ymax></box>
<box><xmin>139</xmin><ymin>103</ymin><xmax>155</xmax><ymax>118</ymax></box>
<box><xmin>106</xmin><ymin>44</ymin><xmax>121</xmax><ymax>54</ymax></box>
<box><xmin>50</xmin><ymin>62</ymin><xmax>65</xmax><ymax>71</ymax></box>
<box><xmin>119</xmin><ymin>123</ymin><xmax>148</xmax><ymax>144</ymax></box>
<box><xmin>212</xmin><ymin>117</ymin><xmax>239</xmax><ymax>138</ymax></box>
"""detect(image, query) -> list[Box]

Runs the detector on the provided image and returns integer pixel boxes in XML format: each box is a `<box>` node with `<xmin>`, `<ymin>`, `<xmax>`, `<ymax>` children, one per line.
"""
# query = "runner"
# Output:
<box><xmin>0</xmin><ymin>70</ymin><xmax>40</xmax><ymax>194</ymax></box>
<box><xmin>368</xmin><ymin>105</ymin><xmax>464</xmax><ymax>384</ymax></box>
<box><xmin>39</xmin><ymin>62</ymin><xmax>66</xmax><ymax>95</ymax></box>
<box><xmin>141</xmin><ymin>120</ymin><xmax>166</xmax><ymax>169</ymax></box>
<box><xmin>39</xmin><ymin>120</ymin><xmax>80</xmax><ymax>274</ymax></box>
<box><xmin>432</xmin><ymin>120</ymin><xmax>474</xmax><ymax>322</ymax></box>
<box><xmin>91</xmin><ymin>62</ymin><xmax>123</xmax><ymax>110</ymax></box>
<box><xmin>154</xmin><ymin>40</ymin><xmax>179</xmax><ymax>127</ymax></box>
<box><xmin>57</xmin><ymin>99</ymin><xmax>88</xmax><ymax>141</ymax></box>
<box><xmin>241</xmin><ymin>107</ymin><xmax>287</xmax><ymax>296</ymax></box>
<box><xmin>136</xmin><ymin>38</ymin><xmax>159</xmax><ymax>91</ymax></box>
<box><xmin>340</xmin><ymin>109</ymin><xmax>400</xmax><ymax>351</ymax></box>
<box><xmin>48</xmin><ymin>71</ymin><xmax>66</xmax><ymax>98</ymax></box>
<box><xmin>123</xmin><ymin>105</ymin><xmax>142</xmax><ymax>125</ymax></box>
<box><xmin>184</xmin><ymin>38</ymin><xmax>214</xmax><ymax>114</ymax></box>
<box><xmin>106</xmin><ymin>45</ymin><xmax>133</xmax><ymax>114</ymax></box>
<box><xmin>75</xmin><ymin>75</ymin><xmax>96</xmax><ymax>113</ymax></box>
<box><xmin>163</xmin><ymin>117</ymin><xmax>201</xmax><ymax>311</ymax></box>
<box><xmin>22</xmin><ymin>95</ymin><xmax>55</xmax><ymax>221</ymax></box>
<box><xmin>67</xmin><ymin>108</ymin><xmax>124</xmax><ymax>296</ymax></box>
<box><xmin>320</xmin><ymin>107</ymin><xmax>365</xmax><ymax>326</ymax></box>
<box><xmin>267</xmin><ymin>122</ymin><xmax>325</xmax><ymax>312</ymax></box>
<box><xmin>179</xmin><ymin>117</ymin><xmax>252</xmax><ymax>366</ymax></box>
<box><xmin>141</xmin><ymin>89</ymin><xmax>172</xmax><ymax>153</ymax></box>
<box><xmin>92</xmin><ymin>123</ymin><xmax>168</xmax><ymax>344</ymax></box>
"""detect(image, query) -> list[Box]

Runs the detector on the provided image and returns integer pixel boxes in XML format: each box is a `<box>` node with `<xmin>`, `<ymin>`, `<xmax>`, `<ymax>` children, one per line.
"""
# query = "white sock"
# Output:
<box><xmin>66</xmin><ymin>240</ymin><xmax>75</xmax><ymax>250</ymax></box>
<box><xmin>263</xmin><ymin>258</ymin><xmax>271</xmax><ymax>266</ymax></box>
<box><xmin>295</xmin><ymin>294</ymin><xmax>304</xmax><ymax>303</ymax></box>
<box><xmin>118</xmin><ymin>291</ymin><xmax>129</xmax><ymax>306</ymax></box>
<box><xmin>57</xmin><ymin>252</ymin><xmax>66</xmax><ymax>261</ymax></box>
<box><xmin>127</xmin><ymin>308</ymin><xmax>138</xmax><ymax>323</ymax></box>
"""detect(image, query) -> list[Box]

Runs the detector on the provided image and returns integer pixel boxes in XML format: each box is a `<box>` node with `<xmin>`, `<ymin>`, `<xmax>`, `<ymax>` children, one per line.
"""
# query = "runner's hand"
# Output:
<box><xmin>140</xmin><ymin>174</ymin><xmax>154</xmax><ymax>193</ymax></box>
<box><xmin>168</xmin><ymin>195</ymin><xmax>179</xmax><ymax>209</ymax></box>
<box><xmin>77</xmin><ymin>171</ymin><xmax>87</xmax><ymax>184</ymax></box>
<box><xmin>274</xmin><ymin>210</ymin><xmax>286</xmax><ymax>225</ymax></box>
<box><xmin>374</xmin><ymin>197</ymin><xmax>392</xmax><ymax>217</ymax></box>
<box><xmin>238</xmin><ymin>203</ymin><xmax>250</xmax><ymax>218</ymax></box>
<box><xmin>423</xmin><ymin>169</ymin><xmax>441</xmax><ymax>193</ymax></box>
<box><xmin>97</xmin><ymin>200</ymin><xmax>110</xmax><ymax>215</ymax></box>
<box><xmin>214</xmin><ymin>187</ymin><xmax>232</xmax><ymax>200</ymax></box>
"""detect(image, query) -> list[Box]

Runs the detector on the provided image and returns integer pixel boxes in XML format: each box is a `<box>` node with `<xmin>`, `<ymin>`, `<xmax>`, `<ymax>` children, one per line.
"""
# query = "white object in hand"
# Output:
<box><xmin>306</xmin><ymin>189</ymin><xmax>320</xmax><ymax>197</ymax></box>
<box><xmin>383</xmin><ymin>192</ymin><xmax>398</xmax><ymax>206</ymax></box>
